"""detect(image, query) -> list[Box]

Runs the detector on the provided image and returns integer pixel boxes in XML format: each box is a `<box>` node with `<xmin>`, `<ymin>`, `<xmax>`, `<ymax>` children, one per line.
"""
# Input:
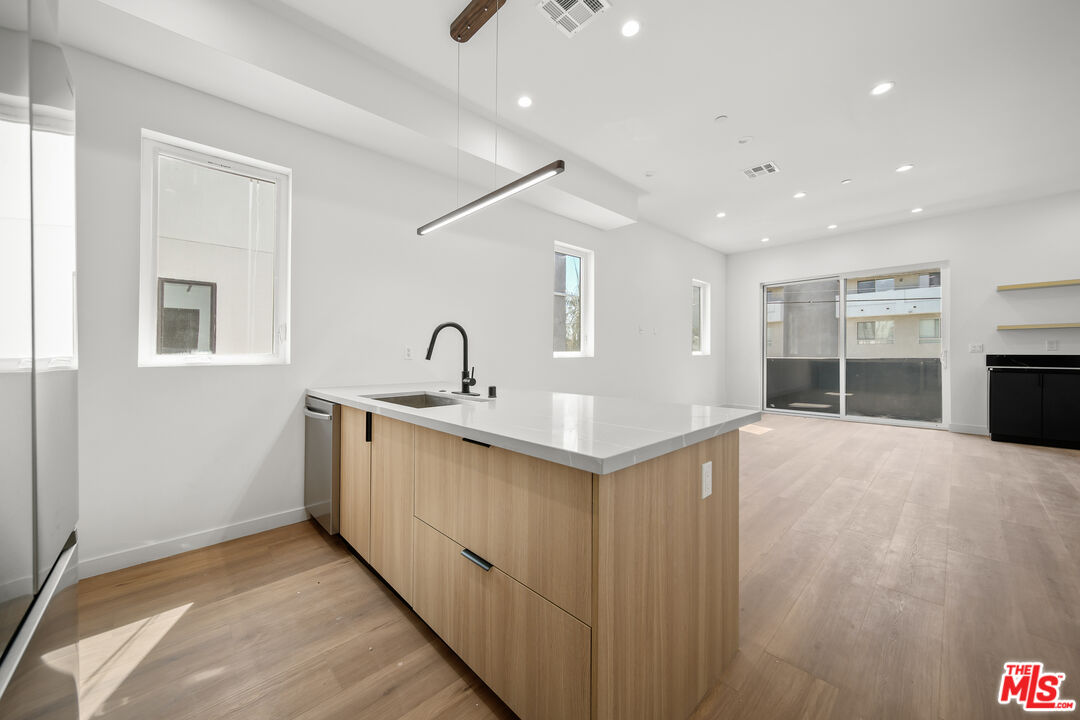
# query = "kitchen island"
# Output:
<box><xmin>307</xmin><ymin>384</ymin><xmax>760</xmax><ymax>720</ymax></box>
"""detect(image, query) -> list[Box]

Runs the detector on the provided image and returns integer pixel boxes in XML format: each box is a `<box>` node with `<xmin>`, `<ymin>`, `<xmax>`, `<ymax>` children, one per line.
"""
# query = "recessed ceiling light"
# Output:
<box><xmin>871</xmin><ymin>81</ymin><xmax>895</xmax><ymax>96</ymax></box>
<box><xmin>841</xmin><ymin>178</ymin><xmax>853</xmax><ymax>185</ymax></box>
<box><xmin>793</xmin><ymin>191</ymin><xmax>807</xmax><ymax>199</ymax></box>
<box><xmin>716</xmin><ymin>211</ymin><xmax>727</xmax><ymax>218</ymax></box>
<box><xmin>911</xmin><ymin>207</ymin><xmax>924</xmax><ymax>213</ymax></box>
<box><xmin>517</xmin><ymin>95</ymin><xmax>532</xmax><ymax>108</ymax></box>
<box><xmin>621</xmin><ymin>19</ymin><xmax>640</xmax><ymax>37</ymax></box>
<box><xmin>737</xmin><ymin>136</ymin><xmax>753</xmax><ymax>145</ymax></box>
<box><xmin>760</xmin><ymin>237</ymin><xmax>770</xmax><ymax>243</ymax></box>
<box><xmin>895</xmin><ymin>163</ymin><xmax>915</xmax><ymax>173</ymax></box>
<box><xmin>827</xmin><ymin>224</ymin><xmax>838</xmax><ymax>230</ymax></box>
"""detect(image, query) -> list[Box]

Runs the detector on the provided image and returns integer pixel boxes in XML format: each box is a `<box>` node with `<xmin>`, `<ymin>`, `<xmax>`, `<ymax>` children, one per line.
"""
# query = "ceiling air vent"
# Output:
<box><xmin>537</xmin><ymin>0</ymin><xmax>611</xmax><ymax>38</ymax></box>
<box><xmin>743</xmin><ymin>162</ymin><xmax>780</xmax><ymax>179</ymax></box>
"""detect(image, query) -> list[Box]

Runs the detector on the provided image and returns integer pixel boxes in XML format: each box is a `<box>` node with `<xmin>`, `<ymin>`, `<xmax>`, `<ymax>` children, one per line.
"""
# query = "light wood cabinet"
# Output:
<box><xmin>412</xmin><ymin>518</ymin><xmax>591</xmax><ymax>720</ymax></box>
<box><xmin>339</xmin><ymin>410</ymin><xmax>740</xmax><ymax>719</ymax></box>
<box><xmin>370</xmin><ymin>415</ymin><xmax>415</xmax><ymax>604</ymax></box>
<box><xmin>413</xmin><ymin>426</ymin><xmax>592</xmax><ymax>623</ymax></box>
<box><xmin>338</xmin><ymin>407</ymin><xmax>371</xmax><ymax>559</ymax></box>
<box><xmin>593</xmin><ymin>431</ymin><xmax>740</xmax><ymax>720</ymax></box>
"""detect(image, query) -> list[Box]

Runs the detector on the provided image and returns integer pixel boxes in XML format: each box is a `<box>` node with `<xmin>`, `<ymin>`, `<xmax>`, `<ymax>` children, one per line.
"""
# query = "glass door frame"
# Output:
<box><xmin>760</xmin><ymin>261</ymin><xmax>950</xmax><ymax>430</ymax></box>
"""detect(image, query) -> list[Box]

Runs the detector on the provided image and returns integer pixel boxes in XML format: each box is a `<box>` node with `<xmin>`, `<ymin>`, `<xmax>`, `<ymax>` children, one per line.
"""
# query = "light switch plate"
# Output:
<box><xmin>701</xmin><ymin>461</ymin><xmax>713</xmax><ymax>499</ymax></box>
<box><xmin>1046</xmin><ymin>340</ymin><xmax>1060</xmax><ymax>351</ymax></box>
<box><xmin>968</xmin><ymin>343</ymin><xmax>984</xmax><ymax>353</ymax></box>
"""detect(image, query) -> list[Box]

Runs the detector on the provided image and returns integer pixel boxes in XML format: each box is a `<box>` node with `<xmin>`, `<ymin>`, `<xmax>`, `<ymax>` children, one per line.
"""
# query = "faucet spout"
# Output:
<box><xmin>425</xmin><ymin>322</ymin><xmax>478</xmax><ymax>395</ymax></box>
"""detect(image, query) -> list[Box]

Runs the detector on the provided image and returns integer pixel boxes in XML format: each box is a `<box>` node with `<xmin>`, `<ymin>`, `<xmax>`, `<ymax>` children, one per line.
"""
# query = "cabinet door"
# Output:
<box><xmin>1043</xmin><ymin>372</ymin><xmax>1080</xmax><ymax>444</ymax></box>
<box><xmin>339</xmin><ymin>407</ymin><xmax>371</xmax><ymax>558</ymax></box>
<box><xmin>370</xmin><ymin>415</ymin><xmax>414</xmax><ymax>603</ymax></box>
<box><xmin>413</xmin><ymin>519</ymin><xmax>590</xmax><ymax>720</ymax></box>
<box><xmin>414</xmin><ymin>427</ymin><xmax>592</xmax><ymax>623</ymax></box>
<box><xmin>989</xmin><ymin>370</ymin><xmax>1042</xmax><ymax>439</ymax></box>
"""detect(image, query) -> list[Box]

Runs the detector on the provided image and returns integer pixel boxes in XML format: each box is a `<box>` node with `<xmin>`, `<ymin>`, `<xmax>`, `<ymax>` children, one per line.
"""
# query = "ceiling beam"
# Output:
<box><xmin>450</xmin><ymin>0</ymin><xmax>506</xmax><ymax>43</ymax></box>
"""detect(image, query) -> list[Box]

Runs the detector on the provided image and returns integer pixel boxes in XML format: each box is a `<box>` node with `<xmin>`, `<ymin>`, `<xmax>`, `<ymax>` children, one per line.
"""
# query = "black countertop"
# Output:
<box><xmin>987</xmin><ymin>354</ymin><xmax>1080</xmax><ymax>369</ymax></box>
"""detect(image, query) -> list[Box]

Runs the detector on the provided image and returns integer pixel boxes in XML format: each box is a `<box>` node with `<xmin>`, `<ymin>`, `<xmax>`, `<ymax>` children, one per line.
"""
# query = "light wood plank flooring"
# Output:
<box><xmin>76</xmin><ymin>523</ymin><xmax>514</xmax><ymax>720</ymax></box>
<box><xmin>76</xmin><ymin>414</ymin><xmax>1080</xmax><ymax>719</ymax></box>
<box><xmin>696</xmin><ymin>414</ymin><xmax>1080</xmax><ymax>720</ymax></box>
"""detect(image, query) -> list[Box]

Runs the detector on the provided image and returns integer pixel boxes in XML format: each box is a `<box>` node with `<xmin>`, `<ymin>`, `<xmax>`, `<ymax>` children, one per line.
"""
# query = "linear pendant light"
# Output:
<box><xmin>417</xmin><ymin>160</ymin><xmax>565</xmax><ymax>235</ymax></box>
<box><xmin>418</xmin><ymin>0</ymin><xmax>565</xmax><ymax>236</ymax></box>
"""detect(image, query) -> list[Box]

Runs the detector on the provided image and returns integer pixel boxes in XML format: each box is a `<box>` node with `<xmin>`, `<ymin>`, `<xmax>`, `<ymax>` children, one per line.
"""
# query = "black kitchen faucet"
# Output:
<box><xmin>425</xmin><ymin>322</ymin><xmax>478</xmax><ymax>395</ymax></box>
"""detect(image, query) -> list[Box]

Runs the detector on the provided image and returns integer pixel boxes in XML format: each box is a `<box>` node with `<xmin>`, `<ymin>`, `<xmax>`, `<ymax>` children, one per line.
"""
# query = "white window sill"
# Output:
<box><xmin>553</xmin><ymin>351</ymin><xmax>594</xmax><ymax>359</ymax></box>
<box><xmin>691</xmin><ymin>351</ymin><xmax>712</xmax><ymax>357</ymax></box>
<box><xmin>138</xmin><ymin>353</ymin><xmax>289</xmax><ymax>368</ymax></box>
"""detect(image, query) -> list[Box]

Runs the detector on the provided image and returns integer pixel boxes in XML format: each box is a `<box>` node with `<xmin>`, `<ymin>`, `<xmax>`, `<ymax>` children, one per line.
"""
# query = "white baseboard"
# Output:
<box><xmin>949</xmin><ymin>423</ymin><xmax>989</xmax><ymax>436</ymax></box>
<box><xmin>79</xmin><ymin>507</ymin><xmax>310</xmax><ymax>579</ymax></box>
<box><xmin>0</xmin><ymin>575</ymin><xmax>33</xmax><ymax>605</ymax></box>
<box><xmin>725</xmin><ymin>402</ymin><xmax>761</xmax><ymax>411</ymax></box>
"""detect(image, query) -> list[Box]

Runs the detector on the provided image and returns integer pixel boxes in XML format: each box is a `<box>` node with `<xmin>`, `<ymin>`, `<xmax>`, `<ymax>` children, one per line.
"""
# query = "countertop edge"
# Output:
<box><xmin>307</xmin><ymin>387</ymin><xmax>762</xmax><ymax>475</ymax></box>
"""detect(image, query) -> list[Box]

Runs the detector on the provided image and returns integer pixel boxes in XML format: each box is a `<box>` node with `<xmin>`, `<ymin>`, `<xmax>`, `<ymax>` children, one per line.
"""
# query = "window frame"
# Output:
<box><xmin>138</xmin><ymin>130</ymin><xmax>292</xmax><ymax>367</ymax></box>
<box><xmin>552</xmin><ymin>241</ymin><xmax>594</xmax><ymax>359</ymax></box>
<box><xmin>691</xmin><ymin>279</ymin><xmax>711</xmax><ymax>356</ymax></box>
<box><xmin>856</xmin><ymin>319</ymin><xmax>896</xmax><ymax>344</ymax></box>
<box><xmin>157</xmin><ymin>277</ymin><xmax>218</xmax><ymax>355</ymax></box>
<box><xmin>919</xmin><ymin>317</ymin><xmax>941</xmax><ymax>343</ymax></box>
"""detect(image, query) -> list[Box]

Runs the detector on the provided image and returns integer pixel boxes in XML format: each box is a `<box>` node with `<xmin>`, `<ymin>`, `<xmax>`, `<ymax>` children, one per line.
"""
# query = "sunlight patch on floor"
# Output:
<box><xmin>43</xmin><ymin>603</ymin><xmax>192</xmax><ymax>720</ymax></box>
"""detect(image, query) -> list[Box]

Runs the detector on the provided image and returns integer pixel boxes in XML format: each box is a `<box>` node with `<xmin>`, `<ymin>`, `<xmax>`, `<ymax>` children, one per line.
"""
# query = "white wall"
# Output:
<box><xmin>71</xmin><ymin>51</ymin><xmax>727</xmax><ymax>575</ymax></box>
<box><xmin>725</xmin><ymin>191</ymin><xmax>1080</xmax><ymax>432</ymax></box>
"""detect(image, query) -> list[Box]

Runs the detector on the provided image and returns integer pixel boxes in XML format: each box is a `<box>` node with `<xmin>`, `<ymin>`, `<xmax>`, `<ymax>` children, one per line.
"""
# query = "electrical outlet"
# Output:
<box><xmin>968</xmin><ymin>343</ymin><xmax>984</xmax><ymax>353</ymax></box>
<box><xmin>1046</xmin><ymin>340</ymin><xmax>1060</xmax><ymax>351</ymax></box>
<box><xmin>404</xmin><ymin>346</ymin><xmax>414</xmax><ymax>360</ymax></box>
<box><xmin>701</xmin><ymin>461</ymin><xmax>713</xmax><ymax>499</ymax></box>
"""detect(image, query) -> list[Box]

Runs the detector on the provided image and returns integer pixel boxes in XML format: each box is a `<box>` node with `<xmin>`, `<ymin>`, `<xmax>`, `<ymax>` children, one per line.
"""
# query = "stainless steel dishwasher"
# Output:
<box><xmin>304</xmin><ymin>396</ymin><xmax>340</xmax><ymax>535</ymax></box>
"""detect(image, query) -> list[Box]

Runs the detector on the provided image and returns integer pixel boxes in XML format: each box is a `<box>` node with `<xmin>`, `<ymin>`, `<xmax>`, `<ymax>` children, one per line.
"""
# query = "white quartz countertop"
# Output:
<box><xmin>307</xmin><ymin>383</ymin><xmax>761</xmax><ymax>475</ymax></box>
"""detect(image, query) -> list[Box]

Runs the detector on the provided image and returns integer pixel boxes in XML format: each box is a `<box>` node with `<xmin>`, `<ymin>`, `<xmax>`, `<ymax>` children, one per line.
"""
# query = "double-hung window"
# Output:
<box><xmin>139</xmin><ymin>131</ymin><xmax>291</xmax><ymax>366</ymax></box>
<box><xmin>857</xmin><ymin>320</ymin><xmax>895</xmax><ymax>344</ymax></box>
<box><xmin>919</xmin><ymin>318</ymin><xmax>941</xmax><ymax>343</ymax></box>
<box><xmin>553</xmin><ymin>241</ymin><xmax>594</xmax><ymax>358</ymax></box>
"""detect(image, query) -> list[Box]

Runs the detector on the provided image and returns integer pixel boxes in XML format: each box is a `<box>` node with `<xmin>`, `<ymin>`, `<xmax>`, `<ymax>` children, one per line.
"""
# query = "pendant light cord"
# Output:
<box><xmin>493</xmin><ymin>7</ymin><xmax>499</xmax><ymax>191</ymax></box>
<box><xmin>456</xmin><ymin>42</ymin><xmax>461</xmax><ymax>207</ymax></box>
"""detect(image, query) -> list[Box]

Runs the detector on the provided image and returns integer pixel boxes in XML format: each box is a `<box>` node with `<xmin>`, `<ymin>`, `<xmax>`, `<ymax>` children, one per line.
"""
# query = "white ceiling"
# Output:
<box><xmin>267</xmin><ymin>0</ymin><xmax>1080</xmax><ymax>253</ymax></box>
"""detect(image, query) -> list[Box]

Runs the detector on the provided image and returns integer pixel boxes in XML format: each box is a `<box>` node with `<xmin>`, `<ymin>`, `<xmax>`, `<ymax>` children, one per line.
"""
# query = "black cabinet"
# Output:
<box><xmin>1044</xmin><ymin>372</ymin><xmax>1080</xmax><ymax>444</ymax></box>
<box><xmin>989</xmin><ymin>370</ymin><xmax>1043</xmax><ymax>440</ymax></box>
<box><xmin>989</xmin><ymin>366</ymin><xmax>1080</xmax><ymax>449</ymax></box>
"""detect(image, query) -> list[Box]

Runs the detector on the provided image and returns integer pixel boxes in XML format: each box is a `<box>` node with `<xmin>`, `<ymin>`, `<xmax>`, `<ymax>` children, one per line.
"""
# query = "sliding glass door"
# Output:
<box><xmin>764</xmin><ymin>278</ymin><xmax>840</xmax><ymax>415</ymax></box>
<box><xmin>845</xmin><ymin>269</ymin><xmax>943</xmax><ymax>423</ymax></box>
<box><xmin>763</xmin><ymin>268</ymin><xmax>944</xmax><ymax>426</ymax></box>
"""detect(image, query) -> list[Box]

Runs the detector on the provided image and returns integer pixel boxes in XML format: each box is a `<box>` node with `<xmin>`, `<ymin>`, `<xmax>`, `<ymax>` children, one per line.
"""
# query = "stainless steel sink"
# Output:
<box><xmin>365</xmin><ymin>392</ymin><xmax>465</xmax><ymax>409</ymax></box>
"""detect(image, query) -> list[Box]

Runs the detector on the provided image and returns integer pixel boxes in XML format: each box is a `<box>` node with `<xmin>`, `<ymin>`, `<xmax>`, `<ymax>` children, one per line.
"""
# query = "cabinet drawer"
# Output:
<box><xmin>412</xmin><ymin>518</ymin><xmax>590</xmax><ymax>720</ymax></box>
<box><xmin>414</xmin><ymin>426</ymin><xmax>592</xmax><ymax>623</ymax></box>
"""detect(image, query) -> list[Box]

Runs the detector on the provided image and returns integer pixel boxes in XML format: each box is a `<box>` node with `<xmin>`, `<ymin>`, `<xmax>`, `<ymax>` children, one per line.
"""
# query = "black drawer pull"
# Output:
<box><xmin>462</xmin><ymin>437</ymin><xmax>490</xmax><ymax>448</ymax></box>
<box><xmin>461</xmin><ymin>548</ymin><xmax>492</xmax><ymax>572</ymax></box>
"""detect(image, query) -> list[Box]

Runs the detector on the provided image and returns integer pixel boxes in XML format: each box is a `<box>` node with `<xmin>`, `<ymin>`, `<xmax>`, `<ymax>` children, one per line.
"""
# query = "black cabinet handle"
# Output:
<box><xmin>462</xmin><ymin>437</ymin><xmax>490</xmax><ymax>448</ymax></box>
<box><xmin>461</xmin><ymin>548</ymin><xmax>492</xmax><ymax>571</ymax></box>
<box><xmin>365</xmin><ymin>412</ymin><xmax>372</xmax><ymax>442</ymax></box>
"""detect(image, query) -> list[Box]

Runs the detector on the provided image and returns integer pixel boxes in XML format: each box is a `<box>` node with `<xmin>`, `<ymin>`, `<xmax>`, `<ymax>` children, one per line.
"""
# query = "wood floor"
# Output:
<box><xmin>75</xmin><ymin>414</ymin><xmax>1080</xmax><ymax>719</ymax></box>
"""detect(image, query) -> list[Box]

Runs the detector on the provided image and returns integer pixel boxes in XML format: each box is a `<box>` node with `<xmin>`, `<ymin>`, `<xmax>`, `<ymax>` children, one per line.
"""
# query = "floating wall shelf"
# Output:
<box><xmin>997</xmin><ymin>323</ymin><xmax>1080</xmax><ymax>331</ymax></box>
<box><xmin>997</xmin><ymin>279</ymin><xmax>1080</xmax><ymax>292</ymax></box>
